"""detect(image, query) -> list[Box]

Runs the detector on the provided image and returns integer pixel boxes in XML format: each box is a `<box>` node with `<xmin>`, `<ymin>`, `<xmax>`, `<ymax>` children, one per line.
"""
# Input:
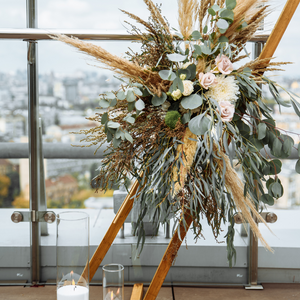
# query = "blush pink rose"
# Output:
<box><xmin>215</xmin><ymin>54</ymin><xmax>233</xmax><ymax>75</ymax></box>
<box><xmin>218</xmin><ymin>101</ymin><xmax>235</xmax><ymax>122</ymax></box>
<box><xmin>198</xmin><ymin>72</ymin><xmax>217</xmax><ymax>89</ymax></box>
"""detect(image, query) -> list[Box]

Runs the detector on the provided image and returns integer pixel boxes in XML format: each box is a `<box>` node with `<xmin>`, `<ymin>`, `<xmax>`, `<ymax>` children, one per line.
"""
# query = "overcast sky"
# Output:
<box><xmin>0</xmin><ymin>0</ymin><xmax>300</xmax><ymax>77</ymax></box>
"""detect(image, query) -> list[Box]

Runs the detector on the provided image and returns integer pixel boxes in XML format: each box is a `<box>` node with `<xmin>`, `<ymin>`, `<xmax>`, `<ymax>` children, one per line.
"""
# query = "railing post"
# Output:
<box><xmin>26</xmin><ymin>0</ymin><xmax>41</xmax><ymax>285</ymax></box>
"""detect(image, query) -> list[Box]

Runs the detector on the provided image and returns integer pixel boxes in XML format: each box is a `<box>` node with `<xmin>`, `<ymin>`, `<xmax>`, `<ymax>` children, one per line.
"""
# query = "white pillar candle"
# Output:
<box><xmin>57</xmin><ymin>285</ymin><xmax>89</xmax><ymax>300</ymax></box>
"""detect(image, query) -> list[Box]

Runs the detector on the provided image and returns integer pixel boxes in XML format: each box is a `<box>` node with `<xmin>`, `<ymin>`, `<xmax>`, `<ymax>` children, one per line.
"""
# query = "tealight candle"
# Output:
<box><xmin>57</xmin><ymin>285</ymin><xmax>89</xmax><ymax>300</ymax></box>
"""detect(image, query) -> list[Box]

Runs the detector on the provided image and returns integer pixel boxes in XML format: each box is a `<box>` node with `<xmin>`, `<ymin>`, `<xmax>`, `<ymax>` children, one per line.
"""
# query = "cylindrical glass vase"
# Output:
<box><xmin>102</xmin><ymin>264</ymin><xmax>124</xmax><ymax>300</ymax></box>
<box><xmin>56</xmin><ymin>211</ymin><xmax>89</xmax><ymax>300</ymax></box>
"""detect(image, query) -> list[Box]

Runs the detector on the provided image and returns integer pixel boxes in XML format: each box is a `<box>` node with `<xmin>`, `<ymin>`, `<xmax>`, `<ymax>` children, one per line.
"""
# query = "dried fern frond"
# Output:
<box><xmin>51</xmin><ymin>34</ymin><xmax>170</xmax><ymax>96</ymax></box>
<box><xmin>178</xmin><ymin>0</ymin><xmax>199</xmax><ymax>39</ymax></box>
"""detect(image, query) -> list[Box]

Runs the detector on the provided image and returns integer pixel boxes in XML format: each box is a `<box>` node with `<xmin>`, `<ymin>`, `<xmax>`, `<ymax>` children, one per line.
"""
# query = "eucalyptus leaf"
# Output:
<box><xmin>124</xmin><ymin>131</ymin><xmax>133</xmax><ymax>143</ymax></box>
<box><xmin>208</xmin><ymin>8</ymin><xmax>216</xmax><ymax>16</ymax></box>
<box><xmin>128</xmin><ymin>102</ymin><xmax>135</xmax><ymax>112</ymax></box>
<box><xmin>166</xmin><ymin>53</ymin><xmax>187</xmax><ymax>62</ymax></box>
<box><xmin>105</xmin><ymin>92</ymin><xmax>115</xmax><ymax>99</ymax></box>
<box><xmin>219</xmin><ymin>36</ymin><xmax>229</xmax><ymax>43</ymax></box>
<box><xmin>257</xmin><ymin>123</ymin><xmax>267</xmax><ymax>140</ymax></box>
<box><xmin>270</xmin><ymin>182</ymin><xmax>283</xmax><ymax>198</ymax></box>
<box><xmin>110</xmin><ymin>98</ymin><xmax>117</xmax><ymax>107</ymax></box>
<box><xmin>226</xmin><ymin>0</ymin><xmax>237</xmax><ymax>10</ymax></box>
<box><xmin>152</xmin><ymin>92</ymin><xmax>167</xmax><ymax>106</ymax></box>
<box><xmin>188</xmin><ymin>113</ymin><xmax>210</xmax><ymax>135</ymax></box>
<box><xmin>260</xmin><ymin>194</ymin><xmax>274</xmax><ymax>206</ymax></box>
<box><xmin>181</xmin><ymin>94</ymin><xmax>203</xmax><ymax>109</ymax></box>
<box><xmin>125</xmin><ymin>116</ymin><xmax>135</xmax><ymax>124</ymax></box>
<box><xmin>101</xmin><ymin>112</ymin><xmax>108</xmax><ymax>125</ymax></box>
<box><xmin>133</xmin><ymin>87</ymin><xmax>143</xmax><ymax>96</ymax></box>
<box><xmin>99</xmin><ymin>99</ymin><xmax>110</xmax><ymax>108</ymax></box>
<box><xmin>115</xmin><ymin>128</ymin><xmax>125</xmax><ymax>140</ymax></box>
<box><xmin>117</xmin><ymin>90</ymin><xmax>126</xmax><ymax>100</ymax></box>
<box><xmin>107</xmin><ymin>121</ymin><xmax>120</xmax><ymax>128</ymax></box>
<box><xmin>220</xmin><ymin>9</ymin><xmax>234</xmax><ymax>21</ymax></box>
<box><xmin>182</xmin><ymin>112</ymin><xmax>191</xmax><ymax>124</ymax></box>
<box><xmin>191</xmin><ymin>30</ymin><xmax>201</xmax><ymax>40</ymax></box>
<box><xmin>135</xmin><ymin>99</ymin><xmax>145</xmax><ymax>111</ymax></box>
<box><xmin>159</xmin><ymin>70</ymin><xmax>176</xmax><ymax>81</ymax></box>
<box><xmin>113</xmin><ymin>136</ymin><xmax>122</xmax><ymax>148</ymax></box>
<box><xmin>296</xmin><ymin>159</ymin><xmax>300</xmax><ymax>174</ymax></box>
<box><xmin>217</xmin><ymin>19</ymin><xmax>229</xmax><ymax>30</ymax></box>
<box><xmin>193</xmin><ymin>45</ymin><xmax>202</xmax><ymax>56</ymax></box>
<box><xmin>126</xmin><ymin>90</ymin><xmax>136</xmax><ymax>102</ymax></box>
<box><xmin>186</xmin><ymin>64</ymin><xmax>196</xmax><ymax>80</ymax></box>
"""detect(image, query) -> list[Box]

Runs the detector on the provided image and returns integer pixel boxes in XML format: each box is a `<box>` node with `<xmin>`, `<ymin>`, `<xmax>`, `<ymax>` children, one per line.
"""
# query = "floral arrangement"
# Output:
<box><xmin>53</xmin><ymin>0</ymin><xmax>300</xmax><ymax>265</ymax></box>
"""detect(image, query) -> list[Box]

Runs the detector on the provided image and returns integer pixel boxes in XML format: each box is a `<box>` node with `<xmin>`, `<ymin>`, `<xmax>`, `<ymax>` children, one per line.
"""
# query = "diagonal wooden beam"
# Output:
<box><xmin>259</xmin><ymin>0</ymin><xmax>300</xmax><ymax>60</ymax></box>
<box><xmin>143</xmin><ymin>213</ymin><xmax>193</xmax><ymax>300</ymax></box>
<box><xmin>81</xmin><ymin>179</ymin><xmax>141</xmax><ymax>282</ymax></box>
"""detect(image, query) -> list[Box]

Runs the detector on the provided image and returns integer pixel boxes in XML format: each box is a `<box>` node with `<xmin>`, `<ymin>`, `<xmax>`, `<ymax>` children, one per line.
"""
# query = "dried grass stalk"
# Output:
<box><xmin>178</xmin><ymin>0</ymin><xmax>198</xmax><ymax>39</ymax></box>
<box><xmin>198</xmin><ymin>0</ymin><xmax>213</xmax><ymax>33</ymax></box>
<box><xmin>173</xmin><ymin>128</ymin><xmax>198</xmax><ymax>194</ymax></box>
<box><xmin>213</xmin><ymin>144</ymin><xmax>272</xmax><ymax>251</ymax></box>
<box><xmin>51</xmin><ymin>34</ymin><xmax>170</xmax><ymax>96</ymax></box>
<box><xmin>144</xmin><ymin>0</ymin><xmax>171</xmax><ymax>35</ymax></box>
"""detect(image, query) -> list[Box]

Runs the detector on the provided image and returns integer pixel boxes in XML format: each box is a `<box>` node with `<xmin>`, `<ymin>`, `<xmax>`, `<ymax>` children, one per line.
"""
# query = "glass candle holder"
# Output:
<box><xmin>102</xmin><ymin>264</ymin><xmax>124</xmax><ymax>300</ymax></box>
<box><xmin>56</xmin><ymin>211</ymin><xmax>89</xmax><ymax>300</ymax></box>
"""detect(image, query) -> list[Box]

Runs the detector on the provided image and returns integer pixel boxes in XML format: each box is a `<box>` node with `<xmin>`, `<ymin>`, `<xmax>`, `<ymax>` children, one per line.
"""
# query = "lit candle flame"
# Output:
<box><xmin>116</xmin><ymin>288</ymin><xmax>120</xmax><ymax>295</ymax></box>
<box><xmin>111</xmin><ymin>291</ymin><xmax>114</xmax><ymax>300</ymax></box>
<box><xmin>72</xmin><ymin>279</ymin><xmax>75</xmax><ymax>286</ymax></box>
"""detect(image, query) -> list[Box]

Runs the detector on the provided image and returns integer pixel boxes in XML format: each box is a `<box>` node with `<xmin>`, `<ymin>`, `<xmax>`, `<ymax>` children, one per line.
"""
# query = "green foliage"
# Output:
<box><xmin>165</xmin><ymin>111</ymin><xmax>181</xmax><ymax>129</ymax></box>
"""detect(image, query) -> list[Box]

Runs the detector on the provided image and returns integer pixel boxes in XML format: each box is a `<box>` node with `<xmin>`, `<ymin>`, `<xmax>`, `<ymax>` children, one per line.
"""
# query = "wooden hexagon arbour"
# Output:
<box><xmin>82</xmin><ymin>1</ymin><xmax>300</xmax><ymax>299</ymax></box>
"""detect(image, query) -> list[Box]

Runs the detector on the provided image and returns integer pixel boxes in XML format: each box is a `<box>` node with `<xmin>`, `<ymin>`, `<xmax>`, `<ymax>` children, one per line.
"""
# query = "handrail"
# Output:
<box><xmin>0</xmin><ymin>142</ymin><xmax>106</xmax><ymax>159</ymax></box>
<box><xmin>0</xmin><ymin>28</ymin><xmax>270</xmax><ymax>42</ymax></box>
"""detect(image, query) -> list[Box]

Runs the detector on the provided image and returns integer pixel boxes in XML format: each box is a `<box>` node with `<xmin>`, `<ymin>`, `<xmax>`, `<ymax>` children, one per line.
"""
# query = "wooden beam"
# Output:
<box><xmin>130</xmin><ymin>283</ymin><xmax>144</xmax><ymax>300</ymax></box>
<box><xmin>81</xmin><ymin>179</ymin><xmax>141</xmax><ymax>282</ymax></box>
<box><xmin>143</xmin><ymin>213</ymin><xmax>193</xmax><ymax>300</ymax></box>
<box><xmin>259</xmin><ymin>0</ymin><xmax>300</xmax><ymax>60</ymax></box>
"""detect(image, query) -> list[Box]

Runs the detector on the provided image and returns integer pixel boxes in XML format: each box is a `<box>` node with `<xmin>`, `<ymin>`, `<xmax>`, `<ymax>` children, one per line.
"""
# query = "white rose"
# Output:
<box><xmin>198</xmin><ymin>72</ymin><xmax>217</xmax><ymax>89</ymax></box>
<box><xmin>182</xmin><ymin>80</ymin><xmax>194</xmax><ymax>96</ymax></box>
<box><xmin>171</xmin><ymin>89</ymin><xmax>182</xmax><ymax>100</ymax></box>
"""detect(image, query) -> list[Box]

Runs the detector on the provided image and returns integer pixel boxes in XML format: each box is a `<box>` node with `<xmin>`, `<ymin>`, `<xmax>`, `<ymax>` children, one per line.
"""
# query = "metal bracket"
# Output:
<box><xmin>234</xmin><ymin>212</ymin><xmax>277</xmax><ymax>224</ymax></box>
<box><xmin>11</xmin><ymin>211</ymin><xmax>56</xmax><ymax>224</ymax></box>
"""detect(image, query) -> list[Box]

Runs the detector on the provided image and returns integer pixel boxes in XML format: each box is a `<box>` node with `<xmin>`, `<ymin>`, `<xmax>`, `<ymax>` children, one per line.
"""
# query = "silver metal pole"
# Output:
<box><xmin>27</xmin><ymin>0</ymin><xmax>40</xmax><ymax>285</ymax></box>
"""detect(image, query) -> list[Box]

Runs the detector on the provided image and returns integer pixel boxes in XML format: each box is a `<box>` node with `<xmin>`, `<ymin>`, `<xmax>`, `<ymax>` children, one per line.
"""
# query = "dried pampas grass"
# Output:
<box><xmin>50</xmin><ymin>34</ymin><xmax>170</xmax><ymax>97</ymax></box>
<box><xmin>178</xmin><ymin>0</ymin><xmax>199</xmax><ymax>39</ymax></box>
<box><xmin>213</xmin><ymin>143</ymin><xmax>272</xmax><ymax>251</ymax></box>
<box><xmin>173</xmin><ymin>128</ymin><xmax>198</xmax><ymax>195</ymax></box>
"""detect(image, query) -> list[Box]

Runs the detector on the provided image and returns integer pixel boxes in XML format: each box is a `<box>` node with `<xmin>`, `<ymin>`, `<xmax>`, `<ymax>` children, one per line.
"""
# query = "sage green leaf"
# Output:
<box><xmin>283</xmin><ymin>137</ymin><xmax>293</xmax><ymax>156</ymax></box>
<box><xmin>201</xmin><ymin>44</ymin><xmax>211</xmax><ymax>55</ymax></box>
<box><xmin>181</xmin><ymin>94</ymin><xmax>203</xmax><ymax>109</ymax></box>
<box><xmin>135</xmin><ymin>99</ymin><xmax>145</xmax><ymax>111</ymax></box>
<box><xmin>217</xmin><ymin>19</ymin><xmax>229</xmax><ymax>30</ymax></box>
<box><xmin>208</xmin><ymin>8</ymin><xmax>216</xmax><ymax>16</ymax></box>
<box><xmin>220</xmin><ymin>9</ymin><xmax>234</xmax><ymax>21</ymax></box>
<box><xmin>99</xmin><ymin>99</ymin><xmax>110</xmax><ymax>108</ymax></box>
<box><xmin>117</xmin><ymin>90</ymin><xmax>126</xmax><ymax>100</ymax></box>
<box><xmin>248</xmin><ymin>135</ymin><xmax>264</xmax><ymax>151</ymax></box>
<box><xmin>128</xmin><ymin>102</ymin><xmax>135</xmax><ymax>112</ymax></box>
<box><xmin>219</xmin><ymin>36</ymin><xmax>229</xmax><ymax>43</ymax></box>
<box><xmin>107</xmin><ymin>121</ymin><xmax>120</xmax><ymax>128</ymax></box>
<box><xmin>152</xmin><ymin>92</ymin><xmax>167</xmax><ymax>106</ymax></box>
<box><xmin>178</xmin><ymin>69</ymin><xmax>191</xmax><ymax>80</ymax></box>
<box><xmin>112</xmin><ymin>136</ymin><xmax>121</xmax><ymax>148</ymax></box>
<box><xmin>270</xmin><ymin>182</ymin><xmax>283</xmax><ymax>198</ymax></box>
<box><xmin>188</xmin><ymin>114</ymin><xmax>210</xmax><ymax>135</ymax></box>
<box><xmin>269</xmin><ymin>159</ymin><xmax>282</xmax><ymax>175</ymax></box>
<box><xmin>296</xmin><ymin>159</ymin><xmax>300</xmax><ymax>174</ymax></box>
<box><xmin>298</xmin><ymin>142</ymin><xmax>300</xmax><ymax>157</ymax></box>
<box><xmin>125</xmin><ymin>116</ymin><xmax>135</xmax><ymax>124</ymax></box>
<box><xmin>260</xmin><ymin>194</ymin><xmax>274</xmax><ymax>206</ymax></box>
<box><xmin>266</xmin><ymin>178</ymin><xmax>275</xmax><ymax>189</ymax></box>
<box><xmin>158</xmin><ymin>70</ymin><xmax>176</xmax><ymax>81</ymax></box>
<box><xmin>203</xmin><ymin>25</ymin><xmax>208</xmax><ymax>34</ymax></box>
<box><xmin>126</xmin><ymin>90</ymin><xmax>136</xmax><ymax>102</ymax></box>
<box><xmin>107</xmin><ymin>130</ymin><xmax>113</xmax><ymax>142</ymax></box>
<box><xmin>110</xmin><ymin>98</ymin><xmax>117</xmax><ymax>107</ymax></box>
<box><xmin>166</xmin><ymin>53</ymin><xmax>187</xmax><ymax>62</ymax></box>
<box><xmin>115</xmin><ymin>128</ymin><xmax>125</xmax><ymax>140</ymax></box>
<box><xmin>124</xmin><ymin>131</ymin><xmax>133</xmax><ymax>143</ymax></box>
<box><xmin>191</xmin><ymin>30</ymin><xmax>201</xmax><ymax>40</ymax></box>
<box><xmin>226</xmin><ymin>0</ymin><xmax>237</xmax><ymax>10</ymax></box>
<box><xmin>182</xmin><ymin>112</ymin><xmax>191</xmax><ymax>124</ymax></box>
<box><xmin>101</xmin><ymin>113</ymin><xmax>108</xmax><ymax>125</ymax></box>
<box><xmin>105</xmin><ymin>92</ymin><xmax>115</xmax><ymax>99</ymax></box>
<box><xmin>186</xmin><ymin>64</ymin><xmax>196</xmax><ymax>80</ymax></box>
<box><xmin>193</xmin><ymin>45</ymin><xmax>202</xmax><ymax>56</ymax></box>
<box><xmin>211</xmin><ymin>4</ymin><xmax>220</xmax><ymax>11</ymax></box>
<box><xmin>257</xmin><ymin>123</ymin><xmax>267</xmax><ymax>140</ymax></box>
<box><xmin>133</xmin><ymin>87</ymin><xmax>143</xmax><ymax>96</ymax></box>
<box><xmin>272</xmin><ymin>137</ymin><xmax>282</xmax><ymax>157</ymax></box>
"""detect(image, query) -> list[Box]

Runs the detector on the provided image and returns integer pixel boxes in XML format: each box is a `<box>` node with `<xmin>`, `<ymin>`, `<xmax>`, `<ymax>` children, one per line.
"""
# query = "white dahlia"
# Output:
<box><xmin>205</xmin><ymin>75</ymin><xmax>239</xmax><ymax>103</ymax></box>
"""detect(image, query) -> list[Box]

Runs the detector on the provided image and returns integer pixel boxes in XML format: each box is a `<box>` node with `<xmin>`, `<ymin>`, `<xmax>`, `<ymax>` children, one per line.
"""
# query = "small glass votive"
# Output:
<box><xmin>102</xmin><ymin>264</ymin><xmax>124</xmax><ymax>300</ymax></box>
<box><xmin>56</xmin><ymin>211</ymin><xmax>89</xmax><ymax>300</ymax></box>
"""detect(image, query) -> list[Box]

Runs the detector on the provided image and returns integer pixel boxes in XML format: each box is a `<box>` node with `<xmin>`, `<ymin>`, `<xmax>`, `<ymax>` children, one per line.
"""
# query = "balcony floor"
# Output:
<box><xmin>1</xmin><ymin>284</ymin><xmax>300</xmax><ymax>300</ymax></box>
